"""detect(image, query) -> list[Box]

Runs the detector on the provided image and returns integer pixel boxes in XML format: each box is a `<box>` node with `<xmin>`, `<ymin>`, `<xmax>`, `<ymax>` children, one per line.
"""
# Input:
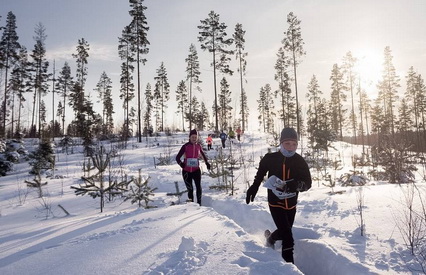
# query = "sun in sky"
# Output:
<box><xmin>352</xmin><ymin>47</ymin><xmax>384</xmax><ymax>89</ymax></box>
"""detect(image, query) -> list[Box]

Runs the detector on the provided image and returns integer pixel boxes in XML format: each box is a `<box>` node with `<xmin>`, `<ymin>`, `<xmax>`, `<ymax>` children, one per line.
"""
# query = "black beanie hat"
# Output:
<box><xmin>280</xmin><ymin>127</ymin><xmax>298</xmax><ymax>143</ymax></box>
<box><xmin>189</xmin><ymin>129</ymin><xmax>198</xmax><ymax>137</ymax></box>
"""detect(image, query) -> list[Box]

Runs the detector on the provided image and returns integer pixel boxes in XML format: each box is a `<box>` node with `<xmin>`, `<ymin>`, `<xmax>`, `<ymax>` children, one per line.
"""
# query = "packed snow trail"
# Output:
<box><xmin>203</xmin><ymin>194</ymin><xmax>380</xmax><ymax>275</ymax></box>
<box><xmin>0</xmin><ymin>203</ymin><xmax>302</xmax><ymax>274</ymax></box>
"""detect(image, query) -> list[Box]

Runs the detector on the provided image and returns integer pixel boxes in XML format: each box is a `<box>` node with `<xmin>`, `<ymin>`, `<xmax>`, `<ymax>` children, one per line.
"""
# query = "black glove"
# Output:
<box><xmin>179</xmin><ymin>162</ymin><xmax>185</xmax><ymax>169</ymax></box>
<box><xmin>206</xmin><ymin>162</ymin><xmax>211</xmax><ymax>170</ymax></box>
<box><xmin>246</xmin><ymin>185</ymin><xmax>259</xmax><ymax>204</ymax></box>
<box><xmin>286</xmin><ymin>180</ymin><xmax>305</xmax><ymax>193</ymax></box>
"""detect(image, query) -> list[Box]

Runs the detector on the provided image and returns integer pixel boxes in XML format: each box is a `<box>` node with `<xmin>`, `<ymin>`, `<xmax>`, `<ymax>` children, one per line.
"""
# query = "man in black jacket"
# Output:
<box><xmin>246</xmin><ymin>127</ymin><xmax>312</xmax><ymax>264</ymax></box>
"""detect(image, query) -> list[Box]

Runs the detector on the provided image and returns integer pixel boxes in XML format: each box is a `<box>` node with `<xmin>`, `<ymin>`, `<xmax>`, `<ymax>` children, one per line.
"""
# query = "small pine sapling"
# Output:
<box><xmin>124</xmin><ymin>169</ymin><xmax>157</xmax><ymax>208</ymax></box>
<box><xmin>25</xmin><ymin>173</ymin><xmax>47</xmax><ymax>198</ymax></box>
<box><xmin>71</xmin><ymin>146</ymin><xmax>131</xmax><ymax>212</ymax></box>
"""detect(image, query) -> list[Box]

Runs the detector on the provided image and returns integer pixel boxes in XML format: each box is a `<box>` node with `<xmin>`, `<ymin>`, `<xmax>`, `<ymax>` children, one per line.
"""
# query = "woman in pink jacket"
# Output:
<box><xmin>176</xmin><ymin>129</ymin><xmax>211</xmax><ymax>205</ymax></box>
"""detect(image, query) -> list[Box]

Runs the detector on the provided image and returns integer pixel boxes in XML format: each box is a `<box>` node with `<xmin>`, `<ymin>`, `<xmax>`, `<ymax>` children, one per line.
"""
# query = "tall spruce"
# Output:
<box><xmin>0</xmin><ymin>11</ymin><xmax>21</xmax><ymax>138</ymax></box>
<box><xmin>8</xmin><ymin>46</ymin><xmax>29</xmax><ymax>137</ymax></box>
<box><xmin>198</xmin><ymin>101</ymin><xmax>209</xmax><ymax>130</ymax></box>
<box><xmin>49</xmin><ymin>60</ymin><xmax>56</xmax><ymax>139</ymax></box>
<box><xmin>282</xmin><ymin>12</ymin><xmax>305</xmax><ymax>136</ymax></box>
<box><xmin>357</xmin><ymin>78</ymin><xmax>366</xmax><ymax>153</ymax></box>
<box><xmin>377</xmin><ymin>46</ymin><xmax>400</xmax><ymax>138</ymax></box>
<box><xmin>72</xmin><ymin>38</ymin><xmax>89</xmax><ymax>90</ymax></box>
<box><xmin>143</xmin><ymin>83</ymin><xmax>152</xmax><ymax>138</ymax></box>
<box><xmin>55</xmin><ymin>62</ymin><xmax>73</xmax><ymax>136</ymax></box>
<box><xmin>233</xmin><ymin>23</ymin><xmax>249</xmax><ymax>131</ymax></box>
<box><xmin>118</xmin><ymin>25</ymin><xmax>135</xmax><ymax>141</ymax></box>
<box><xmin>153</xmin><ymin>62</ymin><xmax>170</xmax><ymax>132</ymax></box>
<box><xmin>405</xmin><ymin>67</ymin><xmax>425</xmax><ymax>150</ymax></box>
<box><xmin>370</xmin><ymin>96</ymin><xmax>386</xmax><ymax>141</ymax></box>
<box><xmin>414</xmin><ymin>74</ymin><xmax>426</xmax><ymax>150</ymax></box>
<box><xmin>329</xmin><ymin>63</ymin><xmax>347</xmax><ymax>140</ymax></box>
<box><xmin>190</xmin><ymin>97</ymin><xmax>209</xmax><ymax>131</ymax></box>
<box><xmin>398</xmin><ymin>98</ymin><xmax>412</xmax><ymax>138</ymax></box>
<box><xmin>28</xmin><ymin>23</ymin><xmax>50</xmax><ymax>139</ymax></box>
<box><xmin>257</xmin><ymin>84</ymin><xmax>275</xmax><ymax>133</ymax></box>
<box><xmin>306</xmin><ymin>75</ymin><xmax>321</xmax><ymax>148</ymax></box>
<box><xmin>95</xmin><ymin>71</ymin><xmax>114</xmax><ymax>135</ymax></box>
<box><xmin>126</xmin><ymin>0</ymin><xmax>150</xmax><ymax>142</ymax></box>
<box><xmin>198</xmin><ymin>10</ymin><xmax>234</xmax><ymax>133</ymax></box>
<box><xmin>190</xmin><ymin>96</ymin><xmax>200</xmax><ymax>129</ymax></box>
<box><xmin>69</xmin><ymin>38</ymin><xmax>90</xmax><ymax>135</ymax></box>
<box><xmin>70</xmin><ymin>38</ymin><xmax>97</xmax><ymax>153</ymax></box>
<box><xmin>306</xmin><ymin>76</ymin><xmax>333</xmax><ymax>153</ymax></box>
<box><xmin>175</xmin><ymin>80</ymin><xmax>188</xmax><ymax>131</ymax></box>
<box><xmin>360</xmin><ymin>90</ymin><xmax>371</xmax><ymax>147</ymax></box>
<box><xmin>185</xmin><ymin>44</ymin><xmax>202</xmax><ymax>130</ymax></box>
<box><xmin>274</xmin><ymin>46</ymin><xmax>295</xmax><ymax>128</ymax></box>
<box><xmin>342</xmin><ymin>51</ymin><xmax>358</xmax><ymax>143</ymax></box>
<box><xmin>218</xmin><ymin>77</ymin><xmax>232</xmax><ymax>131</ymax></box>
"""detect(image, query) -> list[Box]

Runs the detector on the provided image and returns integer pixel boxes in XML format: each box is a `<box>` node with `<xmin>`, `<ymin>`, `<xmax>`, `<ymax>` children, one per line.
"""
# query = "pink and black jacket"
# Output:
<box><xmin>176</xmin><ymin>142</ymin><xmax>208</xmax><ymax>173</ymax></box>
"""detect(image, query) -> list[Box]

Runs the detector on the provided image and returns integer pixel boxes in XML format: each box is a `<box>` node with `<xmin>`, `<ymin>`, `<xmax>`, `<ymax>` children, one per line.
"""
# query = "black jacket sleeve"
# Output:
<box><xmin>175</xmin><ymin>145</ymin><xmax>185</xmax><ymax>165</ymax></box>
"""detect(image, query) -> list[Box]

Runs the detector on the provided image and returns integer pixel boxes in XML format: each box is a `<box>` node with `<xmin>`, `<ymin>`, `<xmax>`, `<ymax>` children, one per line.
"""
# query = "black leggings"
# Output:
<box><xmin>182</xmin><ymin>169</ymin><xmax>202</xmax><ymax>204</ymax></box>
<box><xmin>269</xmin><ymin>206</ymin><xmax>296</xmax><ymax>263</ymax></box>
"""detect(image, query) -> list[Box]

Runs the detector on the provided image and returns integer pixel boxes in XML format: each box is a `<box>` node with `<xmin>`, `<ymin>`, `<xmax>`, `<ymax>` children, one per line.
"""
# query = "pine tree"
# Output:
<box><xmin>193</xmin><ymin>100</ymin><xmax>210</xmax><ymax>130</ymax></box>
<box><xmin>188</xmin><ymin>96</ymin><xmax>200</xmax><ymax>130</ymax></box>
<box><xmin>257</xmin><ymin>84</ymin><xmax>275</xmax><ymax>133</ymax></box>
<box><xmin>55</xmin><ymin>62</ymin><xmax>73</xmax><ymax>136</ymax></box>
<box><xmin>342</xmin><ymin>51</ymin><xmax>358</xmax><ymax>143</ymax></box>
<box><xmin>153</xmin><ymin>62</ymin><xmax>170</xmax><ymax>131</ymax></box>
<box><xmin>104</xmin><ymin>83</ymin><xmax>114</xmax><ymax>136</ymax></box>
<box><xmin>233</xmin><ymin>23</ymin><xmax>249</xmax><ymax>131</ymax></box>
<box><xmin>69</xmin><ymin>38</ymin><xmax>89</xmax><ymax>136</ymax></box>
<box><xmin>118</xmin><ymin>25</ymin><xmax>135</xmax><ymax>141</ymax></box>
<box><xmin>282</xmin><ymin>12</ymin><xmax>305</xmax><ymax>136</ymax></box>
<box><xmin>306</xmin><ymin>75</ymin><xmax>323</xmax><ymax>151</ymax></box>
<box><xmin>71</xmin><ymin>147</ymin><xmax>132</xmax><ymax>212</ymax></box>
<box><xmin>8</xmin><ymin>46</ymin><xmax>29</xmax><ymax>138</ymax></box>
<box><xmin>27</xmin><ymin>23</ymin><xmax>50</xmax><ymax>139</ymax></box>
<box><xmin>25</xmin><ymin>144</ymin><xmax>49</xmax><ymax>200</ymax></box>
<box><xmin>198</xmin><ymin>10</ymin><xmax>234</xmax><ymax>133</ymax></box>
<box><xmin>377</xmin><ymin>46</ymin><xmax>400</xmax><ymax>138</ymax></box>
<box><xmin>357</xmin><ymin>78</ymin><xmax>367</xmax><ymax>153</ymax></box>
<box><xmin>70</xmin><ymin>38</ymin><xmax>97</xmax><ymax>154</ymax></box>
<box><xmin>274</xmin><ymin>46</ymin><xmax>295</xmax><ymax>128</ymax></box>
<box><xmin>72</xmin><ymin>38</ymin><xmax>89</xmax><ymax>89</ymax></box>
<box><xmin>0</xmin><ymin>14</ymin><xmax>3</xmax><ymax>68</ymax></box>
<box><xmin>405</xmin><ymin>67</ymin><xmax>418</xmax><ymax>132</ymax></box>
<box><xmin>404</xmin><ymin>67</ymin><xmax>426</xmax><ymax>151</ymax></box>
<box><xmin>413</xmin><ymin>74</ymin><xmax>426</xmax><ymax>150</ymax></box>
<box><xmin>0</xmin><ymin>11</ymin><xmax>21</xmax><ymax>138</ymax></box>
<box><xmin>306</xmin><ymin>77</ymin><xmax>335</xmax><ymax>155</ymax></box>
<box><xmin>124</xmin><ymin>169</ymin><xmax>156</xmax><ymax>208</ymax></box>
<box><xmin>397</xmin><ymin>98</ymin><xmax>412</xmax><ymax>138</ymax></box>
<box><xmin>329</xmin><ymin>63</ymin><xmax>347</xmax><ymax>140</ymax></box>
<box><xmin>125</xmin><ymin>0</ymin><xmax>150</xmax><ymax>142</ymax></box>
<box><xmin>95</xmin><ymin>71</ymin><xmax>114</xmax><ymax>136</ymax></box>
<box><xmin>360</xmin><ymin>90</ymin><xmax>372</xmax><ymax>147</ymax></box>
<box><xmin>175</xmin><ymin>80</ymin><xmax>188</xmax><ymax>131</ymax></box>
<box><xmin>197</xmin><ymin>101</ymin><xmax>210</xmax><ymax>130</ymax></box>
<box><xmin>185</xmin><ymin>44</ymin><xmax>202</xmax><ymax>130</ymax></box>
<box><xmin>218</xmin><ymin>77</ymin><xmax>232</xmax><ymax>131</ymax></box>
<box><xmin>143</xmin><ymin>83</ymin><xmax>153</xmax><ymax>138</ymax></box>
<box><xmin>370</xmin><ymin>97</ymin><xmax>386</xmax><ymax>139</ymax></box>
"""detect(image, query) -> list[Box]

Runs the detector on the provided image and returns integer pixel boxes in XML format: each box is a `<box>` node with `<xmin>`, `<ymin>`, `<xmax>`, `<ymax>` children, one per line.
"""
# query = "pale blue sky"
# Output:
<box><xmin>2</xmin><ymin>0</ymin><xmax>426</xmax><ymax>131</ymax></box>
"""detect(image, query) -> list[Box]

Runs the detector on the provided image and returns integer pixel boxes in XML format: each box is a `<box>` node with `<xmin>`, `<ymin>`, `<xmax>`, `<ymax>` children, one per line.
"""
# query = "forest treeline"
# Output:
<box><xmin>1</xmin><ymin>0</ymin><xmax>425</xmax><ymax>155</ymax></box>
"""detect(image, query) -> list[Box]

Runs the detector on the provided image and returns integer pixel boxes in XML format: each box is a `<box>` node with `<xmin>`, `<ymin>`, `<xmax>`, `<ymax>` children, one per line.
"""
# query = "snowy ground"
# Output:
<box><xmin>0</xmin><ymin>132</ymin><xmax>425</xmax><ymax>274</ymax></box>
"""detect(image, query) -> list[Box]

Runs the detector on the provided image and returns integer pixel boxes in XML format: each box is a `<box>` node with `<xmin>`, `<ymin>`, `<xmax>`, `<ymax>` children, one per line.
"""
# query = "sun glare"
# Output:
<box><xmin>352</xmin><ymin>48</ymin><xmax>383</xmax><ymax>89</ymax></box>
